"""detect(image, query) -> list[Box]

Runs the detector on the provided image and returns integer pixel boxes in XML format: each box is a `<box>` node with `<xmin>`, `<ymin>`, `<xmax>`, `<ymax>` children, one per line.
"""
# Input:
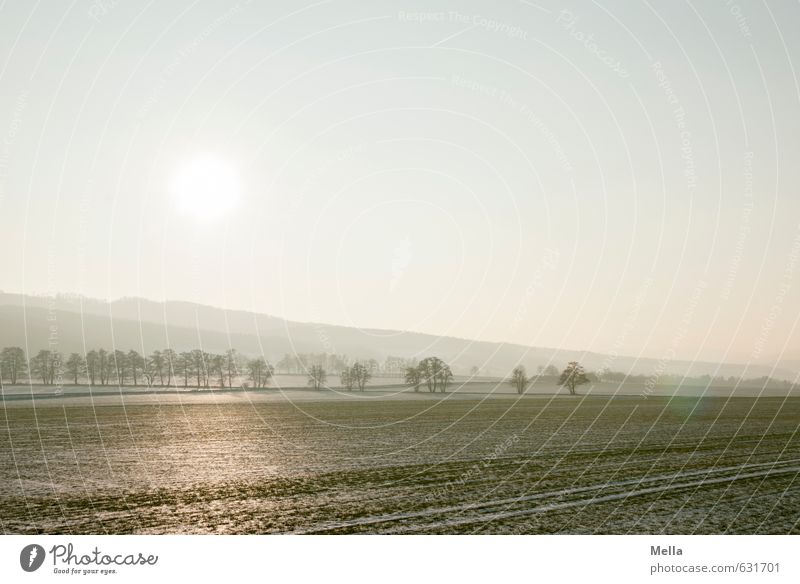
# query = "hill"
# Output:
<box><xmin>0</xmin><ymin>292</ymin><xmax>795</xmax><ymax>379</ymax></box>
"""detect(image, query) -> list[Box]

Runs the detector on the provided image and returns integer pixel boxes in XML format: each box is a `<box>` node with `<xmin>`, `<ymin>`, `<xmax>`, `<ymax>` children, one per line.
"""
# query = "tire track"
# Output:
<box><xmin>294</xmin><ymin>458</ymin><xmax>800</xmax><ymax>533</ymax></box>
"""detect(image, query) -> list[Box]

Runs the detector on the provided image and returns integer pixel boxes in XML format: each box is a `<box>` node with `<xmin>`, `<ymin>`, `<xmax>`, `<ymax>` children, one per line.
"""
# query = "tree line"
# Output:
<box><xmin>403</xmin><ymin>357</ymin><xmax>454</xmax><ymax>393</ymax></box>
<box><xmin>3</xmin><ymin>345</ymin><xmax>793</xmax><ymax>393</ymax></box>
<box><xmin>507</xmin><ymin>361</ymin><xmax>799</xmax><ymax>395</ymax></box>
<box><xmin>509</xmin><ymin>362</ymin><xmax>589</xmax><ymax>395</ymax></box>
<box><xmin>0</xmin><ymin>345</ymin><xmax>454</xmax><ymax>394</ymax></box>
<box><xmin>275</xmin><ymin>353</ymin><xmax>417</xmax><ymax>377</ymax></box>
<box><xmin>0</xmin><ymin>346</ymin><xmax>273</xmax><ymax>389</ymax></box>
<box><xmin>300</xmin><ymin>357</ymin><xmax>455</xmax><ymax>392</ymax></box>
<box><xmin>295</xmin><ymin>356</ymin><xmax>455</xmax><ymax>392</ymax></box>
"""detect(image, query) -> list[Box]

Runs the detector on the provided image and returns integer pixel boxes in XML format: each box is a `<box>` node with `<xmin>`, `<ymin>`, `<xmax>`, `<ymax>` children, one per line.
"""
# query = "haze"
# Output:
<box><xmin>1</xmin><ymin>0</ymin><xmax>799</xmax><ymax>366</ymax></box>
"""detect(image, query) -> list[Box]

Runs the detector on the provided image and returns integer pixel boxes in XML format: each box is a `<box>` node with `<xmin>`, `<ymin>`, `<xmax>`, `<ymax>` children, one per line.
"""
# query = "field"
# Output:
<box><xmin>1</xmin><ymin>393</ymin><xmax>799</xmax><ymax>534</ymax></box>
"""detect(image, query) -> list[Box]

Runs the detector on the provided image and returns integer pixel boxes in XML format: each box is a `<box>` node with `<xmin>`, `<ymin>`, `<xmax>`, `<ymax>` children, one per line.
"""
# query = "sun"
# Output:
<box><xmin>172</xmin><ymin>155</ymin><xmax>241</xmax><ymax>221</ymax></box>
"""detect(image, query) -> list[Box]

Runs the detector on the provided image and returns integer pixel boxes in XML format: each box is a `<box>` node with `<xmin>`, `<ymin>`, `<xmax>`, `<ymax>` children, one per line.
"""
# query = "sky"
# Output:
<box><xmin>0</xmin><ymin>0</ymin><xmax>799</xmax><ymax>365</ymax></box>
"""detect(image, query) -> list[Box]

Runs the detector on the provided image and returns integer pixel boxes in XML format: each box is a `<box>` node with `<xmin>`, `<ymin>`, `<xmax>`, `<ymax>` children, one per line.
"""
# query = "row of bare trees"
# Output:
<box><xmin>304</xmin><ymin>356</ymin><xmax>455</xmax><ymax>393</ymax></box>
<box><xmin>404</xmin><ymin>357</ymin><xmax>454</xmax><ymax>393</ymax></box>
<box><xmin>2</xmin><ymin>346</ymin><xmax>451</xmax><ymax>393</ymax></box>
<box><xmin>276</xmin><ymin>353</ymin><xmax>420</xmax><ymax>378</ymax></box>
<box><xmin>304</xmin><ymin>361</ymin><xmax>375</xmax><ymax>391</ymax></box>
<box><xmin>0</xmin><ymin>346</ymin><xmax>275</xmax><ymax>390</ymax></box>
<box><xmin>339</xmin><ymin>362</ymin><xmax>373</xmax><ymax>391</ymax></box>
<box><xmin>0</xmin><ymin>347</ymin><xmax>27</xmax><ymax>384</ymax></box>
<box><xmin>509</xmin><ymin>362</ymin><xmax>589</xmax><ymax>395</ymax></box>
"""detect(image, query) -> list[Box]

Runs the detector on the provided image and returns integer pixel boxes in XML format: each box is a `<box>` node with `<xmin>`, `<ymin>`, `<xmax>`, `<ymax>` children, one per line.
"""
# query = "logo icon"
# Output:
<box><xmin>20</xmin><ymin>544</ymin><xmax>45</xmax><ymax>572</ymax></box>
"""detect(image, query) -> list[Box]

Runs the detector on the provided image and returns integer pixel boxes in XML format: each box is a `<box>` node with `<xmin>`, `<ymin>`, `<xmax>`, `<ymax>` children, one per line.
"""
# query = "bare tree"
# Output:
<box><xmin>558</xmin><ymin>361</ymin><xmax>588</xmax><ymax>395</ymax></box>
<box><xmin>149</xmin><ymin>350</ymin><xmax>165</xmax><ymax>386</ymax></box>
<box><xmin>437</xmin><ymin>363</ymin><xmax>453</xmax><ymax>393</ymax></box>
<box><xmin>0</xmin><ymin>347</ymin><xmax>27</xmax><ymax>385</ymax></box>
<box><xmin>65</xmin><ymin>353</ymin><xmax>83</xmax><ymax>384</ymax></box>
<box><xmin>29</xmin><ymin>350</ymin><xmax>59</xmax><ymax>385</ymax></box>
<box><xmin>48</xmin><ymin>351</ymin><xmax>61</xmax><ymax>385</ymax></box>
<box><xmin>211</xmin><ymin>354</ymin><xmax>225</xmax><ymax>388</ymax></box>
<box><xmin>85</xmin><ymin>350</ymin><xmax>99</xmax><ymax>385</ymax></box>
<box><xmin>30</xmin><ymin>350</ymin><xmax>51</xmax><ymax>384</ymax></box>
<box><xmin>404</xmin><ymin>366</ymin><xmax>422</xmax><ymax>392</ymax></box>
<box><xmin>248</xmin><ymin>357</ymin><xmax>273</xmax><ymax>388</ymax></box>
<box><xmin>225</xmin><ymin>349</ymin><xmax>238</xmax><ymax>387</ymax></box>
<box><xmin>114</xmin><ymin>350</ymin><xmax>129</xmax><ymax>385</ymax></box>
<box><xmin>190</xmin><ymin>350</ymin><xmax>205</xmax><ymax>388</ymax></box>
<box><xmin>98</xmin><ymin>349</ymin><xmax>109</xmax><ymax>385</ymax></box>
<box><xmin>163</xmin><ymin>348</ymin><xmax>177</xmax><ymax>387</ymax></box>
<box><xmin>203</xmin><ymin>351</ymin><xmax>214</xmax><ymax>389</ymax></box>
<box><xmin>418</xmin><ymin>357</ymin><xmax>453</xmax><ymax>393</ymax></box>
<box><xmin>417</xmin><ymin>357</ymin><xmax>440</xmax><ymax>393</ymax></box>
<box><xmin>509</xmin><ymin>365</ymin><xmax>529</xmax><ymax>395</ymax></box>
<box><xmin>128</xmin><ymin>350</ymin><xmax>144</xmax><ymax>386</ymax></box>
<box><xmin>307</xmin><ymin>365</ymin><xmax>327</xmax><ymax>390</ymax></box>
<box><xmin>179</xmin><ymin>351</ymin><xmax>192</xmax><ymax>388</ymax></box>
<box><xmin>340</xmin><ymin>366</ymin><xmax>355</xmax><ymax>391</ymax></box>
<box><xmin>350</xmin><ymin>362</ymin><xmax>371</xmax><ymax>391</ymax></box>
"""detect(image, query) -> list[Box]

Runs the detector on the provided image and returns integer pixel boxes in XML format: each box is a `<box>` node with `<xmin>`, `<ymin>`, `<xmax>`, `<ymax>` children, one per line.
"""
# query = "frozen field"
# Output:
<box><xmin>2</xmin><ymin>377</ymin><xmax>796</xmax><ymax>405</ymax></box>
<box><xmin>1</xmin><ymin>394</ymin><xmax>799</xmax><ymax>534</ymax></box>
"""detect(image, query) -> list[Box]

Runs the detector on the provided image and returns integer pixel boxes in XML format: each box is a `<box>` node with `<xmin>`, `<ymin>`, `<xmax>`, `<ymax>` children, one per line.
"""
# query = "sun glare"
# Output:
<box><xmin>172</xmin><ymin>156</ymin><xmax>241</xmax><ymax>221</ymax></box>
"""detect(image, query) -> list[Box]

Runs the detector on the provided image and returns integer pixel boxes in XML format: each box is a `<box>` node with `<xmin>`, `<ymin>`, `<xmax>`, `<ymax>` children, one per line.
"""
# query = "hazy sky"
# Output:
<box><xmin>1</xmin><ymin>0</ymin><xmax>799</xmax><ymax>364</ymax></box>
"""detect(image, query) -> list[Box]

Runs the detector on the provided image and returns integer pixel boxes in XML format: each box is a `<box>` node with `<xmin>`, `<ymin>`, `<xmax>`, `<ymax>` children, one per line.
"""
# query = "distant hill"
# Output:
<box><xmin>0</xmin><ymin>292</ymin><xmax>796</xmax><ymax>380</ymax></box>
